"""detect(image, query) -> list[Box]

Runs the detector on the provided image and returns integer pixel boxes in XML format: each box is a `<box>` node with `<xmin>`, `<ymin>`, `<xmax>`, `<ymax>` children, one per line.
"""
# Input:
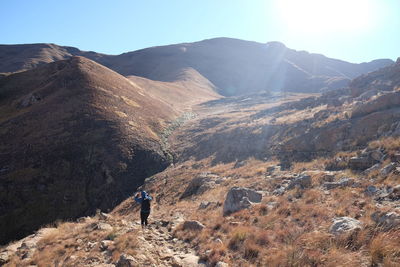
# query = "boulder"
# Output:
<box><xmin>182</xmin><ymin>220</ymin><xmax>205</xmax><ymax>231</ymax></box>
<box><xmin>287</xmin><ymin>174</ymin><xmax>312</xmax><ymax>190</ymax></box>
<box><xmin>215</xmin><ymin>262</ymin><xmax>229</xmax><ymax>267</ymax></box>
<box><xmin>348</xmin><ymin>156</ymin><xmax>376</xmax><ymax>170</ymax></box>
<box><xmin>370</xmin><ymin>150</ymin><xmax>384</xmax><ymax>162</ymax></box>
<box><xmin>330</xmin><ymin>217</ymin><xmax>362</xmax><ymax>235</ymax></box>
<box><xmin>116</xmin><ymin>254</ymin><xmax>138</xmax><ymax>267</ymax></box>
<box><xmin>223</xmin><ymin>187</ymin><xmax>262</xmax><ymax>216</ymax></box>
<box><xmin>371</xmin><ymin>211</ymin><xmax>400</xmax><ymax>230</ymax></box>
<box><xmin>323</xmin><ymin>178</ymin><xmax>354</xmax><ymax>190</ymax></box>
<box><xmin>365</xmin><ymin>185</ymin><xmax>379</xmax><ymax>196</ymax></box>
<box><xmin>380</xmin><ymin>162</ymin><xmax>397</xmax><ymax>176</ymax></box>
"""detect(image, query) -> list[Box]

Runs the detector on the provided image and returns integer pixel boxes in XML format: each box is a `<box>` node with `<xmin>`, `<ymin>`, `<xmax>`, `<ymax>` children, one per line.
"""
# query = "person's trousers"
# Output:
<box><xmin>140</xmin><ymin>211</ymin><xmax>150</xmax><ymax>226</ymax></box>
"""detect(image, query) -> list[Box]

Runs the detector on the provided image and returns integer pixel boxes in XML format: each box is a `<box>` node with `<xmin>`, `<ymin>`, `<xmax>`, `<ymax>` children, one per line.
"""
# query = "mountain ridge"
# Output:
<box><xmin>0</xmin><ymin>38</ymin><xmax>394</xmax><ymax>96</ymax></box>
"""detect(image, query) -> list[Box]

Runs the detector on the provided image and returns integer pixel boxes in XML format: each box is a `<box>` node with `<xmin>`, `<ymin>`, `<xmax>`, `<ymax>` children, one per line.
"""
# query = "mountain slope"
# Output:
<box><xmin>0</xmin><ymin>56</ymin><xmax>217</xmax><ymax>245</ymax></box>
<box><xmin>99</xmin><ymin>38</ymin><xmax>393</xmax><ymax>95</ymax></box>
<box><xmin>0</xmin><ymin>39</ymin><xmax>393</xmax><ymax>96</ymax></box>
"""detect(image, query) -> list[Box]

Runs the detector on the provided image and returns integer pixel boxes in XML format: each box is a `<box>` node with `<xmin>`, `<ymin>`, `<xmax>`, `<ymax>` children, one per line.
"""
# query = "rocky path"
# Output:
<box><xmin>0</xmin><ymin>213</ymin><xmax>206</xmax><ymax>267</ymax></box>
<box><xmin>115</xmin><ymin>217</ymin><xmax>205</xmax><ymax>267</ymax></box>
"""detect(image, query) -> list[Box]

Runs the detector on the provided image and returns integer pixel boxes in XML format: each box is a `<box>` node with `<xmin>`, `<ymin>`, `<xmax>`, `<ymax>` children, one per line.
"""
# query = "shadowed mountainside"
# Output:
<box><xmin>0</xmin><ymin>39</ymin><xmax>393</xmax><ymax>96</ymax></box>
<box><xmin>0</xmin><ymin>56</ymin><xmax>217</xmax><ymax>245</ymax></box>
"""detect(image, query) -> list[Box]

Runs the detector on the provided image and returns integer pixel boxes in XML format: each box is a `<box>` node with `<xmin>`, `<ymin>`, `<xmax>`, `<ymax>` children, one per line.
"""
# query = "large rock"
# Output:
<box><xmin>287</xmin><ymin>174</ymin><xmax>312</xmax><ymax>190</ymax></box>
<box><xmin>348</xmin><ymin>156</ymin><xmax>376</xmax><ymax>170</ymax></box>
<box><xmin>323</xmin><ymin>178</ymin><xmax>354</xmax><ymax>190</ymax></box>
<box><xmin>330</xmin><ymin>217</ymin><xmax>362</xmax><ymax>235</ymax></box>
<box><xmin>365</xmin><ymin>185</ymin><xmax>379</xmax><ymax>196</ymax></box>
<box><xmin>182</xmin><ymin>220</ymin><xmax>205</xmax><ymax>231</ymax></box>
<box><xmin>223</xmin><ymin>187</ymin><xmax>262</xmax><ymax>216</ymax></box>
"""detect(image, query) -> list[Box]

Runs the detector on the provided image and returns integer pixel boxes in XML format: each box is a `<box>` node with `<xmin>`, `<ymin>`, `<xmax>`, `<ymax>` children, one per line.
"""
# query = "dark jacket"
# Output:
<box><xmin>134</xmin><ymin>191</ymin><xmax>152</xmax><ymax>213</ymax></box>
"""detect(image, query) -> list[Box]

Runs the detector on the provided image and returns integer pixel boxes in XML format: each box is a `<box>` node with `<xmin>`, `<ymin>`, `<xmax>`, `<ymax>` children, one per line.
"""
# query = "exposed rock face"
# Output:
<box><xmin>223</xmin><ymin>187</ymin><xmax>262</xmax><ymax>215</ymax></box>
<box><xmin>330</xmin><ymin>217</ymin><xmax>362</xmax><ymax>235</ymax></box>
<box><xmin>351</xmin><ymin>91</ymin><xmax>400</xmax><ymax>118</ymax></box>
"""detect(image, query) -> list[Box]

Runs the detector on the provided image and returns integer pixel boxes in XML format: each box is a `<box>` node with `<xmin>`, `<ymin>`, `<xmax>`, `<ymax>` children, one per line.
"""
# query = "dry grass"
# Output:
<box><xmin>109</xmin><ymin>231</ymin><xmax>139</xmax><ymax>262</ymax></box>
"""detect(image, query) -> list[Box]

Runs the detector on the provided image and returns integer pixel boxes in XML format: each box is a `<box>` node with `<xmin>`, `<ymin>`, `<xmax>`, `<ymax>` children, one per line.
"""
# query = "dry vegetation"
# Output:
<box><xmin>142</xmin><ymin>154</ymin><xmax>400</xmax><ymax>266</ymax></box>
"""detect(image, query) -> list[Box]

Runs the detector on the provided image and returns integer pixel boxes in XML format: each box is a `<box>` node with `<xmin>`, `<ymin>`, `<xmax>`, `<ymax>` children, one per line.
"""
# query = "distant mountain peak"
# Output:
<box><xmin>265</xmin><ymin>41</ymin><xmax>287</xmax><ymax>49</ymax></box>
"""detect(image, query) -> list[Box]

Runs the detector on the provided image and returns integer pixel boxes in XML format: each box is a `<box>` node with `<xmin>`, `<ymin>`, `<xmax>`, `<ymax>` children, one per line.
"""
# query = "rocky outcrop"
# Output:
<box><xmin>329</xmin><ymin>217</ymin><xmax>362</xmax><ymax>235</ymax></box>
<box><xmin>323</xmin><ymin>178</ymin><xmax>354</xmax><ymax>190</ymax></box>
<box><xmin>223</xmin><ymin>187</ymin><xmax>262</xmax><ymax>215</ymax></box>
<box><xmin>351</xmin><ymin>91</ymin><xmax>400</xmax><ymax>118</ymax></box>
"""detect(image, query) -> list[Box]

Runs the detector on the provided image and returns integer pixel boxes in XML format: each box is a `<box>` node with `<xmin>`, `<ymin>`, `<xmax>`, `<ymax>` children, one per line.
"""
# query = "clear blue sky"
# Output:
<box><xmin>1</xmin><ymin>0</ymin><xmax>399</xmax><ymax>63</ymax></box>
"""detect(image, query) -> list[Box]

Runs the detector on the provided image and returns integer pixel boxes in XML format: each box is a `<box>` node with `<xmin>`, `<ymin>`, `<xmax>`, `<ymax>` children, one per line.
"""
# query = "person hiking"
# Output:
<box><xmin>134</xmin><ymin>191</ymin><xmax>152</xmax><ymax>228</ymax></box>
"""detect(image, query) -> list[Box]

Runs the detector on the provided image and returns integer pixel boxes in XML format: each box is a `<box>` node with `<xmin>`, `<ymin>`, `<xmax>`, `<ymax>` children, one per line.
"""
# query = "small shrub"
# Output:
<box><xmin>228</xmin><ymin>228</ymin><xmax>248</xmax><ymax>250</ymax></box>
<box><xmin>243</xmin><ymin>240</ymin><xmax>260</xmax><ymax>260</ymax></box>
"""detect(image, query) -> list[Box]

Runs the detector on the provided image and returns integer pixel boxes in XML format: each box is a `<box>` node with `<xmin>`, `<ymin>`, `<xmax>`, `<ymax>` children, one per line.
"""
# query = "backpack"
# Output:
<box><xmin>141</xmin><ymin>198</ymin><xmax>151</xmax><ymax>212</ymax></box>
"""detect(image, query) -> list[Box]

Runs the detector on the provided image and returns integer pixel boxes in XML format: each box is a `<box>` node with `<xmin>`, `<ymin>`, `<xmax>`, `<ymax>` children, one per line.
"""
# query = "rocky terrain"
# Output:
<box><xmin>0</xmin><ymin>40</ymin><xmax>399</xmax><ymax>266</ymax></box>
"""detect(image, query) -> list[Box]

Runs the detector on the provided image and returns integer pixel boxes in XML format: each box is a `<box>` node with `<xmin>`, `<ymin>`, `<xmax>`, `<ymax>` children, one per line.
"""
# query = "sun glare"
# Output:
<box><xmin>276</xmin><ymin>0</ymin><xmax>375</xmax><ymax>34</ymax></box>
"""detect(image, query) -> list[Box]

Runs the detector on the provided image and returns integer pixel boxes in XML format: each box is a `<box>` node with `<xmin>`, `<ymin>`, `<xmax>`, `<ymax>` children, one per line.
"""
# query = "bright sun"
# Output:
<box><xmin>276</xmin><ymin>0</ymin><xmax>375</xmax><ymax>34</ymax></box>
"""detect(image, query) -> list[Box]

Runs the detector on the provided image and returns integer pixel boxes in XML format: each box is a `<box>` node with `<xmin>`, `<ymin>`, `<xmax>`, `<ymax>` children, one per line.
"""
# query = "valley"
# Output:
<box><xmin>0</xmin><ymin>39</ymin><xmax>399</xmax><ymax>266</ymax></box>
